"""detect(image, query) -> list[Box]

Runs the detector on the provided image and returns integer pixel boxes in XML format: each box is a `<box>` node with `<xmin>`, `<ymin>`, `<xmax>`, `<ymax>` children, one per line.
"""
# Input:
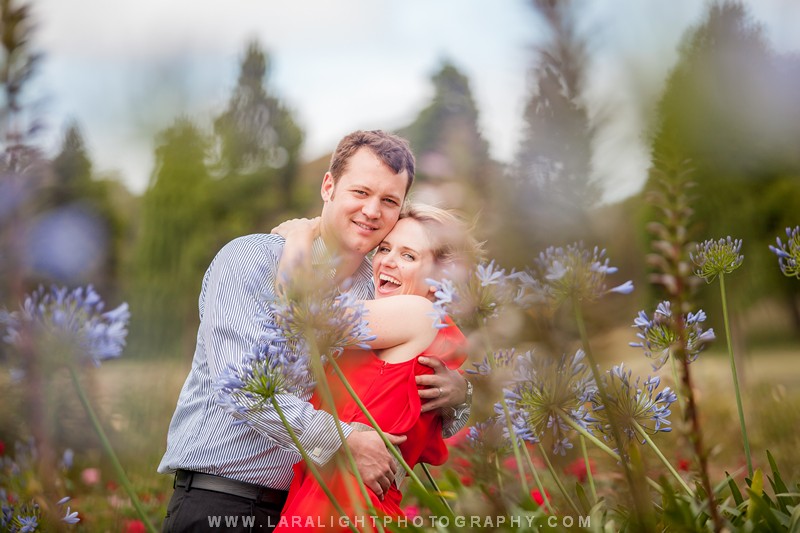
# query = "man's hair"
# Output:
<box><xmin>329</xmin><ymin>130</ymin><xmax>415</xmax><ymax>194</ymax></box>
<box><xmin>400</xmin><ymin>203</ymin><xmax>485</xmax><ymax>269</ymax></box>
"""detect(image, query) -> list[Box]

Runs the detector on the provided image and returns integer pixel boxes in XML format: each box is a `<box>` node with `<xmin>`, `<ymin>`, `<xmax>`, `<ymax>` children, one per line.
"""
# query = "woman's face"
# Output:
<box><xmin>372</xmin><ymin>218</ymin><xmax>438</xmax><ymax>299</ymax></box>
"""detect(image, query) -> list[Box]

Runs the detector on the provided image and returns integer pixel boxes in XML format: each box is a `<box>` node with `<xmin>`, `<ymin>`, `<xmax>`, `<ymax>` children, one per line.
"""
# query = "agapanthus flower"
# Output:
<box><xmin>427</xmin><ymin>260</ymin><xmax>516</xmax><ymax>331</ymax></box>
<box><xmin>214</xmin><ymin>335</ymin><xmax>312</xmax><ymax>418</ymax></box>
<box><xmin>590</xmin><ymin>364</ymin><xmax>677</xmax><ymax>444</ymax></box>
<box><xmin>466</xmin><ymin>417</ymin><xmax>512</xmax><ymax>456</ymax></box>
<box><xmin>268</xmin><ymin>272</ymin><xmax>375</xmax><ymax>359</ymax></box>
<box><xmin>630</xmin><ymin>301</ymin><xmax>715</xmax><ymax>370</ymax></box>
<box><xmin>691</xmin><ymin>237</ymin><xmax>744</xmax><ymax>282</ymax></box>
<box><xmin>502</xmin><ymin>350</ymin><xmax>596</xmax><ymax>455</ymax></box>
<box><xmin>0</xmin><ymin>285</ymin><xmax>129</xmax><ymax>367</ymax></box>
<box><xmin>525</xmin><ymin>242</ymin><xmax>633</xmax><ymax>308</ymax></box>
<box><xmin>466</xmin><ymin>348</ymin><xmax>515</xmax><ymax>376</ymax></box>
<box><xmin>769</xmin><ymin>226</ymin><xmax>800</xmax><ymax>279</ymax></box>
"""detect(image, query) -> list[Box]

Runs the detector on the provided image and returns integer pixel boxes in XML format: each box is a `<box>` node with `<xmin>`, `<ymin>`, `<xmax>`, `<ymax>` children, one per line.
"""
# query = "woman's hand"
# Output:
<box><xmin>271</xmin><ymin>217</ymin><xmax>321</xmax><ymax>240</ymax></box>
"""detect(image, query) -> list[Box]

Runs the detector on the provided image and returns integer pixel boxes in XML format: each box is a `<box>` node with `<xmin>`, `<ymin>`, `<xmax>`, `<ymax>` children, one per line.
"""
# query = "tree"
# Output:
<box><xmin>212</xmin><ymin>40</ymin><xmax>303</xmax><ymax>231</ymax></box>
<box><xmin>648</xmin><ymin>1</ymin><xmax>800</xmax><ymax>333</ymax></box>
<box><xmin>130</xmin><ymin>117</ymin><xmax>215</xmax><ymax>357</ymax></box>
<box><xmin>400</xmin><ymin>59</ymin><xmax>497</xmax><ymax>210</ymax></box>
<box><xmin>498</xmin><ymin>0</ymin><xmax>599</xmax><ymax>266</ymax></box>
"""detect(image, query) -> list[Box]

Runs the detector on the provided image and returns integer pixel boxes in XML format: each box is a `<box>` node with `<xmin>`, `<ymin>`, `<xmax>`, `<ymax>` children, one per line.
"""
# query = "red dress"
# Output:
<box><xmin>274</xmin><ymin>320</ymin><xmax>466</xmax><ymax>532</ymax></box>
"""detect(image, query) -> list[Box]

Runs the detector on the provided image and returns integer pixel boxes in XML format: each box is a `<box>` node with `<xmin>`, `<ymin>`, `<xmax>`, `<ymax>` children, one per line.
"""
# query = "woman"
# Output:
<box><xmin>272</xmin><ymin>204</ymin><xmax>481</xmax><ymax>532</ymax></box>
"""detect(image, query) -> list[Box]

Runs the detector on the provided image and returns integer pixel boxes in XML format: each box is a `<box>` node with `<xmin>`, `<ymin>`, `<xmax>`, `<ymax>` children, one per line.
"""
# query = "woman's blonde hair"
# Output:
<box><xmin>399</xmin><ymin>203</ymin><xmax>484</xmax><ymax>271</ymax></box>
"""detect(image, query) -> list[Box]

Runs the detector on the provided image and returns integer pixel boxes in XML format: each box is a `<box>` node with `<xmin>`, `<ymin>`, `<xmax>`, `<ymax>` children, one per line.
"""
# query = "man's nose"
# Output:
<box><xmin>362</xmin><ymin>197</ymin><xmax>381</xmax><ymax>219</ymax></box>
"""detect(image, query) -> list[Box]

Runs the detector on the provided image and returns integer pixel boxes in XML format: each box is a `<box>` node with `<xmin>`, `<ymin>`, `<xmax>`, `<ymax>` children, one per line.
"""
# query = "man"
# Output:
<box><xmin>158</xmin><ymin>130</ymin><xmax>470</xmax><ymax>532</ymax></box>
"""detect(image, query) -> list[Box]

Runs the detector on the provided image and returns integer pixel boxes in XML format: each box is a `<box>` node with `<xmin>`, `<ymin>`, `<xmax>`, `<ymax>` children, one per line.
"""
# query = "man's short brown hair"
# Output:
<box><xmin>329</xmin><ymin>130</ymin><xmax>415</xmax><ymax>195</ymax></box>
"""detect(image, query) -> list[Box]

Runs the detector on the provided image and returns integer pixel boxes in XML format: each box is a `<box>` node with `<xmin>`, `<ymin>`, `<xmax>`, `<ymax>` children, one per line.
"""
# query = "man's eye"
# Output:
<box><xmin>383</xmin><ymin>198</ymin><xmax>399</xmax><ymax>206</ymax></box>
<box><xmin>377</xmin><ymin>246</ymin><xmax>390</xmax><ymax>253</ymax></box>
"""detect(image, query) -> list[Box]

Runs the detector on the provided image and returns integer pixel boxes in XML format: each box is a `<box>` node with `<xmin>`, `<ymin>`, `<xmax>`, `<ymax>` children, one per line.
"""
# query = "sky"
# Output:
<box><xmin>28</xmin><ymin>0</ymin><xmax>800</xmax><ymax>203</ymax></box>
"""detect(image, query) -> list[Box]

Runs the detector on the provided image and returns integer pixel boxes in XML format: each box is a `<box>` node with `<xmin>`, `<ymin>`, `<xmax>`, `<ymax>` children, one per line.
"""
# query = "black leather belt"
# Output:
<box><xmin>174</xmin><ymin>470</ymin><xmax>288</xmax><ymax>506</ymax></box>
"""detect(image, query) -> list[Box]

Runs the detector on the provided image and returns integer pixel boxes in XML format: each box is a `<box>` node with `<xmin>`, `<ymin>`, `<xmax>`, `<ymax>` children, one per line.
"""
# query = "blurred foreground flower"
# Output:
<box><xmin>214</xmin><ymin>335</ymin><xmax>312</xmax><ymax>417</ymax></box>
<box><xmin>269</xmin><ymin>275</ymin><xmax>375</xmax><ymax>358</ymax></box>
<box><xmin>428</xmin><ymin>260</ymin><xmax>516</xmax><ymax>330</ymax></box>
<box><xmin>769</xmin><ymin>225</ymin><xmax>800</xmax><ymax>279</ymax></box>
<box><xmin>630</xmin><ymin>301</ymin><xmax>715</xmax><ymax>370</ymax></box>
<box><xmin>691</xmin><ymin>236</ymin><xmax>743</xmax><ymax>282</ymax></box>
<box><xmin>524</xmin><ymin>242</ymin><xmax>633</xmax><ymax>308</ymax></box>
<box><xmin>0</xmin><ymin>285</ymin><xmax>129</xmax><ymax>367</ymax></box>
<box><xmin>503</xmin><ymin>350</ymin><xmax>596</xmax><ymax>455</ymax></box>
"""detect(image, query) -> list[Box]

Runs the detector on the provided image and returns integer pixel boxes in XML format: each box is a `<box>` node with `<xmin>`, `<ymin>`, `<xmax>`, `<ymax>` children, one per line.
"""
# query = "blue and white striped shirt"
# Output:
<box><xmin>157</xmin><ymin>233</ymin><xmax>467</xmax><ymax>490</ymax></box>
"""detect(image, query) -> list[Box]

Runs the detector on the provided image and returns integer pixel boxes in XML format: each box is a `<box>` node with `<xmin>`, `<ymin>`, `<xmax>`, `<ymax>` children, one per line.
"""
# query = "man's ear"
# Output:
<box><xmin>321</xmin><ymin>172</ymin><xmax>335</xmax><ymax>202</ymax></box>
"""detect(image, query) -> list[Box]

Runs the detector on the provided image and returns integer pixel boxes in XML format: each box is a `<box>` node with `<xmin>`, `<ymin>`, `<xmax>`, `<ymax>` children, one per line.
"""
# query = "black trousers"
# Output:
<box><xmin>162</xmin><ymin>485</ymin><xmax>287</xmax><ymax>533</ymax></box>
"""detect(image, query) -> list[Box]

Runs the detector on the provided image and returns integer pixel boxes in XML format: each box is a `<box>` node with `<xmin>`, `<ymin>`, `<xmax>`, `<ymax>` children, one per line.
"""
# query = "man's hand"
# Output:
<box><xmin>416</xmin><ymin>356</ymin><xmax>468</xmax><ymax>413</ymax></box>
<box><xmin>346</xmin><ymin>430</ymin><xmax>406</xmax><ymax>499</ymax></box>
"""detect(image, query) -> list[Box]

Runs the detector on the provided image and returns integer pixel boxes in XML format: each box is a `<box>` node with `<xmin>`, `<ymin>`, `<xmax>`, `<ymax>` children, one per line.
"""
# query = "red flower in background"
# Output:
<box><xmin>124</xmin><ymin>519</ymin><xmax>146</xmax><ymax>533</ymax></box>
<box><xmin>677</xmin><ymin>457</ymin><xmax>692</xmax><ymax>472</ymax></box>
<box><xmin>0</xmin><ymin>440</ymin><xmax>5</xmax><ymax>456</ymax></box>
<box><xmin>564</xmin><ymin>457</ymin><xmax>596</xmax><ymax>483</ymax></box>
<box><xmin>531</xmin><ymin>488</ymin><xmax>551</xmax><ymax>509</ymax></box>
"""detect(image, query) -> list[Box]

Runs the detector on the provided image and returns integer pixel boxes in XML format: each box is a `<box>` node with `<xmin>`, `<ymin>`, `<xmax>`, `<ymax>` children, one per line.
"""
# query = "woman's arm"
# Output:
<box><xmin>360</xmin><ymin>295</ymin><xmax>438</xmax><ymax>352</ymax></box>
<box><xmin>271</xmin><ymin>217</ymin><xmax>320</xmax><ymax>292</ymax></box>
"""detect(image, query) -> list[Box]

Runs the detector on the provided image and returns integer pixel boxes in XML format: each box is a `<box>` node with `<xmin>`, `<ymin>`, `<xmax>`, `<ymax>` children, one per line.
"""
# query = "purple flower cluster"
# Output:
<box><xmin>502</xmin><ymin>350</ymin><xmax>596</xmax><ymax>455</ymax></box>
<box><xmin>630</xmin><ymin>301</ymin><xmax>715</xmax><ymax>370</ymax></box>
<box><xmin>691</xmin><ymin>236</ymin><xmax>744</xmax><ymax>282</ymax></box>
<box><xmin>268</xmin><ymin>280</ymin><xmax>375</xmax><ymax>359</ymax></box>
<box><xmin>591</xmin><ymin>364</ymin><xmax>678</xmax><ymax>443</ymax></box>
<box><xmin>427</xmin><ymin>260</ymin><xmax>516</xmax><ymax>330</ymax></box>
<box><xmin>214</xmin><ymin>334</ymin><xmax>313</xmax><ymax>418</ymax></box>
<box><xmin>769</xmin><ymin>226</ymin><xmax>800</xmax><ymax>279</ymax></box>
<box><xmin>521</xmin><ymin>242</ymin><xmax>633</xmax><ymax>307</ymax></box>
<box><xmin>0</xmin><ymin>285</ymin><xmax>129</xmax><ymax>367</ymax></box>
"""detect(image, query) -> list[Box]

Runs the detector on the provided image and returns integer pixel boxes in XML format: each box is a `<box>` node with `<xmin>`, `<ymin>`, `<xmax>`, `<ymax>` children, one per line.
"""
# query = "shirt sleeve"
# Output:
<box><xmin>203</xmin><ymin>235</ymin><xmax>351</xmax><ymax>466</ymax></box>
<box><xmin>441</xmin><ymin>404</ymin><xmax>470</xmax><ymax>439</ymax></box>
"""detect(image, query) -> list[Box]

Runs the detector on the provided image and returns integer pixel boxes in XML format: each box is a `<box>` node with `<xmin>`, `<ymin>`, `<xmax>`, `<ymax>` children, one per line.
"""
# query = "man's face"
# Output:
<box><xmin>320</xmin><ymin>147</ymin><xmax>408</xmax><ymax>258</ymax></box>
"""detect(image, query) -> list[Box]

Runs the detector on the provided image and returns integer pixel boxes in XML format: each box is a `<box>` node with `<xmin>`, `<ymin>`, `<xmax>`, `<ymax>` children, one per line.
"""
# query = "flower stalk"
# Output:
<box><xmin>68</xmin><ymin>365</ymin><xmax>157</xmax><ymax>533</ymax></box>
<box><xmin>269</xmin><ymin>397</ymin><xmax>358</xmax><ymax>533</ymax></box>
<box><xmin>719</xmin><ymin>273</ymin><xmax>753</xmax><ymax>477</ymax></box>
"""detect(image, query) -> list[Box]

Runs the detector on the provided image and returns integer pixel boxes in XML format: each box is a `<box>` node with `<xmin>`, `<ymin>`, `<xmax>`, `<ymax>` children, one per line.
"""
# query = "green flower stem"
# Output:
<box><xmin>580</xmin><ymin>435</ymin><xmax>597</xmax><ymax>503</ymax></box>
<box><xmin>494</xmin><ymin>455</ymin><xmax>505</xmax><ymax>494</ymax></box>
<box><xmin>556</xmin><ymin>410</ymin><xmax>663</xmax><ymax>494</ymax></box>
<box><xmin>719</xmin><ymin>273</ymin><xmax>753</xmax><ymax>477</ymax></box>
<box><xmin>68</xmin><ymin>365</ymin><xmax>157</xmax><ymax>533</ymax></box>
<box><xmin>537</xmin><ymin>442</ymin><xmax>581</xmax><ymax>515</ymax></box>
<box><xmin>573</xmin><ymin>302</ymin><xmax>652</xmax><ymax>510</ymax></box>
<box><xmin>307</xmin><ymin>347</ymin><xmax>381</xmax><ymax>527</ymax></box>
<box><xmin>520</xmin><ymin>441</ymin><xmax>554</xmax><ymax>514</ymax></box>
<box><xmin>270</xmin><ymin>398</ymin><xmax>358</xmax><ymax>533</ymax></box>
<box><xmin>669</xmin><ymin>355</ymin><xmax>686</xmax><ymax>418</ymax></box>
<box><xmin>632</xmin><ymin>421</ymin><xmax>694</xmax><ymax>497</ymax></box>
<box><xmin>479</xmin><ymin>328</ymin><xmax>530</xmax><ymax>495</ymax></box>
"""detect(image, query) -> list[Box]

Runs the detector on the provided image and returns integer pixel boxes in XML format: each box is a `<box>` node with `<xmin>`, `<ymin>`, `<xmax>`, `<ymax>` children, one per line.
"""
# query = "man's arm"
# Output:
<box><xmin>415</xmin><ymin>356</ymin><xmax>471</xmax><ymax>437</ymax></box>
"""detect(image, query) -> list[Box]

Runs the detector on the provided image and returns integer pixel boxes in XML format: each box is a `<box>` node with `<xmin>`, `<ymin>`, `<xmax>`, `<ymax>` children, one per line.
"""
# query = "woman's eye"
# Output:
<box><xmin>402</xmin><ymin>253</ymin><xmax>415</xmax><ymax>261</ymax></box>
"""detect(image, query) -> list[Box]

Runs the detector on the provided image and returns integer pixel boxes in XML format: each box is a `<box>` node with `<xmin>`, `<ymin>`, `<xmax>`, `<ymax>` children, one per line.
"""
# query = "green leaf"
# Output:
<box><xmin>726</xmin><ymin>472</ymin><xmax>744</xmax><ymax>506</ymax></box>
<box><xmin>575</xmin><ymin>482</ymin><xmax>591</xmax><ymax>514</ymax></box>
<box><xmin>747</xmin><ymin>469</ymin><xmax>764</xmax><ymax>521</ymax></box>
<box><xmin>789</xmin><ymin>504</ymin><xmax>800</xmax><ymax>533</ymax></box>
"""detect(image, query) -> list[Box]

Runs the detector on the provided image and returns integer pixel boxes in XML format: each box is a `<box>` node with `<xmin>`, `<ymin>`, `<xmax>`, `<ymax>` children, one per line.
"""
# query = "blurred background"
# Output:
<box><xmin>1</xmin><ymin>0</ymin><xmax>799</xmax><ymax>528</ymax></box>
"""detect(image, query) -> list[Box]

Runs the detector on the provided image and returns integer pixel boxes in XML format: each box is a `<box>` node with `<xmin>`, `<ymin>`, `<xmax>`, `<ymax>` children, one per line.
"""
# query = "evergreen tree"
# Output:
<box><xmin>501</xmin><ymin>0</ymin><xmax>598</xmax><ymax>263</ymax></box>
<box><xmin>400</xmin><ymin>59</ymin><xmax>496</xmax><ymax>209</ymax></box>
<box><xmin>212</xmin><ymin>40</ymin><xmax>303</xmax><ymax>233</ymax></box>
<box><xmin>131</xmin><ymin>117</ymin><xmax>214</xmax><ymax>357</ymax></box>
<box><xmin>648</xmin><ymin>0</ymin><xmax>800</xmax><ymax>330</ymax></box>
